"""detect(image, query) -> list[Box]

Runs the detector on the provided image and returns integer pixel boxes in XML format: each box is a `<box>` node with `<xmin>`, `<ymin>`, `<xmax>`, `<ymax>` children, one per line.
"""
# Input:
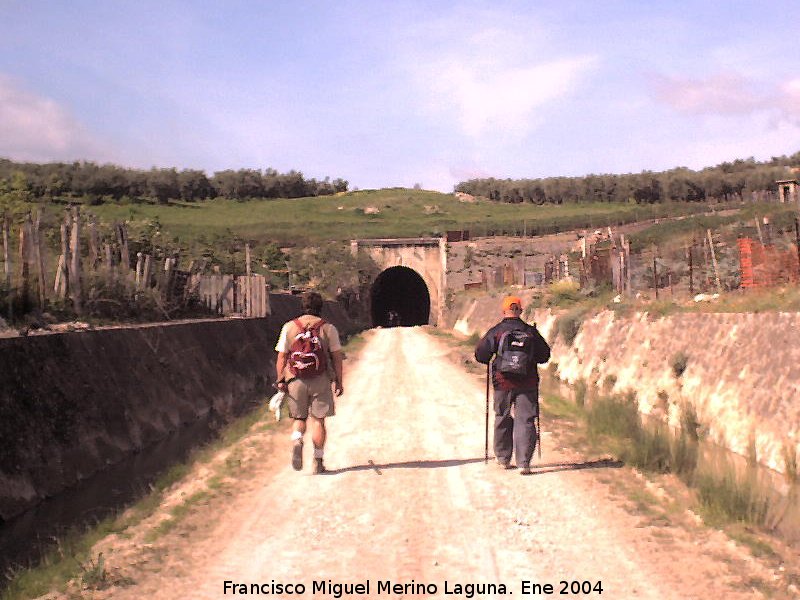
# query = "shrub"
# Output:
<box><xmin>626</xmin><ymin>423</ymin><xmax>673</xmax><ymax>474</ymax></box>
<box><xmin>680</xmin><ymin>402</ymin><xmax>701</xmax><ymax>442</ymax></box>
<box><xmin>695</xmin><ymin>466</ymin><xmax>772</xmax><ymax>527</ymax></box>
<box><xmin>555</xmin><ymin>313</ymin><xmax>582</xmax><ymax>346</ymax></box>
<box><xmin>548</xmin><ymin>279</ymin><xmax>581</xmax><ymax>307</ymax></box>
<box><xmin>587</xmin><ymin>394</ymin><xmax>641</xmax><ymax>441</ymax></box>
<box><xmin>671</xmin><ymin>428</ymin><xmax>699</xmax><ymax>481</ymax></box>
<box><xmin>781</xmin><ymin>443</ymin><xmax>798</xmax><ymax>486</ymax></box>
<box><xmin>574</xmin><ymin>379</ymin><xmax>587</xmax><ymax>407</ymax></box>
<box><xmin>670</xmin><ymin>351</ymin><xmax>689</xmax><ymax>378</ymax></box>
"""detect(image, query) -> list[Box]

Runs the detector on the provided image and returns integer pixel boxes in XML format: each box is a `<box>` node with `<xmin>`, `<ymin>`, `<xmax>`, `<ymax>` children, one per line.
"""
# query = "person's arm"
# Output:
<box><xmin>474</xmin><ymin>327</ymin><xmax>497</xmax><ymax>364</ymax></box>
<box><xmin>275</xmin><ymin>322</ymin><xmax>291</xmax><ymax>390</ymax></box>
<box><xmin>325</xmin><ymin>324</ymin><xmax>344</xmax><ymax>396</ymax></box>
<box><xmin>530</xmin><ymin>325</ymin><xmax>551</xmax><ymax>364</ymax></box>
<box><xmin>330</xmin><ymin>350</ymin><xmax>344</xmax><ymax>396</ymax></box>
<box><xmin>276</xmin><ymin>351</ymin><xmax>288</xmax><ymax>390</ymax></box>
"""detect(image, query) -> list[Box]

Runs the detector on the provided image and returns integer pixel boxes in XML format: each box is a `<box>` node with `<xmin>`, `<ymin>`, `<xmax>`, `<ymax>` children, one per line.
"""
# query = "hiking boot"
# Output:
<box><xmin>292</xmin><ymin>441</ymin><xmax>303</xmax><ymax>471</ymax></box>
<box><xmin>313</xmin><ymin>458</ymin><xmax>326</xmax><ymax>475</ymax></box>
<box><xmin>519</xmin><ymin>464</ymin><xmax>533</xmax><ymax>475</ymax></box>
<box><xmin>497</xmin><ymin>459</ymin><xmax>514</xmax><ymax>470</ymax></box>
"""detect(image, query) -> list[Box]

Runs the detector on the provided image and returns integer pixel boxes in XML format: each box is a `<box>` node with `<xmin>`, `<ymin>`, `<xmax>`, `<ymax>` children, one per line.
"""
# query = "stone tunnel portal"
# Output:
<box><xmin>370</xmin><ymin>266</ymin><xmax>431</xmax><ymax>327</ymax></box>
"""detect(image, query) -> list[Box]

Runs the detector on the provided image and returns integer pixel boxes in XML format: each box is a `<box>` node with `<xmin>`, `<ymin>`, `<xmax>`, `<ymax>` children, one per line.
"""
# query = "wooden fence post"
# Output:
<box><xmin>652</xmin><ymin>246</ymin><xmax>658</xmax><ymax>300</ymax></box>
<box><xmin>245</xmin><ymin>243</ymin><xmax>252</xmax><ymax>316</ymax></box>
<box><xmin>88</xmin><ymin>217</ymin><xmax>99</xmax><ymax>268</ymax></box>
<box><xmin>624</xmin><ymin>236</ymin><xmax>631</xmax><ymax>296</ymax></box>
<box><xmin>702</xmin><ymin>235</ymin><xmax>712</xmax><ymax>288</ymax></box>
<box><xmin>32</xmin><ymin>210</ymin><xmax>47</xmax><ymax>308</ymax></box>
<box><xmin>135</xmin><ymin>252</ymin><xmax>143</xmax><ymax>288</ymax></box>
<box><xmin>142</xmin><ymin>254</ymin><xmax>152</xmax><ymax>289</ymax></box>
<box><xmin>69</xmin><ymin>208</ymin><xmax>82</xmax><ymax>314</ymax></box>
<box><xmin>795</xmin><ymin>218</ymin><xmax>800</xmax><ymax>280</ymax></box>
<box><xmin>19</xmin><ymin>215</ymin><xmax>36</xmax><ymax>311</ymax></box>
<box><xmin>754</xmin><ymin>217</ymin><xmax>764</xmax><ymax>246</ymax></box>
<box><xmin>706</xmin><ymin>228</ymin><xmax>722</xmax><ymax>293</ymax></box>
<box><xmin>56</xmin><ymin>213</ymin><xmax>70</xmax><ymax>299</ymax></box>
<box><xmin>2</xmin><ymin>211</ymin><xmax>11</xmax><ymax>320</ymax></box>
<box><xmin>116</xmin><ymin>223</ymin><xmax>130</xmax><ymax>273</ymax></box>
<box><xmin>104</xmin><ymin>243</ymin><xmax>113</xmax><ymax>271</ymax></box>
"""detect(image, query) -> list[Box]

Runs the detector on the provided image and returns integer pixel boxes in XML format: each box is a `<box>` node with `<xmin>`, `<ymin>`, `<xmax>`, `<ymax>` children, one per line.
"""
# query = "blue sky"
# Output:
<box><xmin>1</xmin><ymin>1</ymin><xmax>799</xmax><ymax>192</ymax></box>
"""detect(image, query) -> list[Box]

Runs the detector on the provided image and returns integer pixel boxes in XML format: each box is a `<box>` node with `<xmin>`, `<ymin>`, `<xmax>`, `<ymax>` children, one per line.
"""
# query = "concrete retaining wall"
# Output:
<box><xmin>0</xmin><ymin>294</ymin><xmax>355</xmax><ymax>521</ymax></box>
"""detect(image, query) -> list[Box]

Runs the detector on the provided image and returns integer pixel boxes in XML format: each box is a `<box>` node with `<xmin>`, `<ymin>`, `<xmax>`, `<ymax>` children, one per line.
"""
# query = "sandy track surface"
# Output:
<box><xmin>94</xmin><ymin>327</ymin><xmax>774</xmax><ymax>600</ymax></box>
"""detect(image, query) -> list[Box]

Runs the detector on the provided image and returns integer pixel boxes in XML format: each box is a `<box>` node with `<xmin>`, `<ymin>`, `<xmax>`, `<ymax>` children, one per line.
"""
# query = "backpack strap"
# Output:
<box><xmin>293</xmin><ymin>318</ymin><xmax>326</xmax><ymax>333</ymax></box>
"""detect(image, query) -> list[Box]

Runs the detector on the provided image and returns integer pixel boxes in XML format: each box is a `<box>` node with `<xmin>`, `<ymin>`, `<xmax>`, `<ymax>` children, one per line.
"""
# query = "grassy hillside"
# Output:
<box><xmin>86</xmin><ymin>188</ymin><xmax>719</xmax><ymax>247</ymax></box>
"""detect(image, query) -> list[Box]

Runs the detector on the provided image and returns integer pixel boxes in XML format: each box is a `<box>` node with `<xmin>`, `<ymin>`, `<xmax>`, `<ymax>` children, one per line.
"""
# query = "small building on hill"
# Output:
<box><xmin>776</xmin><ymin>178</ymin><xmax>798</xmax><ymax>204</ymax></box>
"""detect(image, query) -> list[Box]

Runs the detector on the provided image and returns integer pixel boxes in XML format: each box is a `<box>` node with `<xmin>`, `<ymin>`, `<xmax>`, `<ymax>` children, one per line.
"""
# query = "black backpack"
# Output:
<box><xmin>495</xmin><ymin>329</ymin><xmax>537</xmax><ymax>377</ymax></box>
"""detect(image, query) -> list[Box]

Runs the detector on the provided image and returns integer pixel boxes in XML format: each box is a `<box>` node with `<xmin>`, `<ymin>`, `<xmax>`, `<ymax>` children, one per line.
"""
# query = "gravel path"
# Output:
<box><xmin>93</xmin><ymin>327</ymin><xmax>769</xmax><ymax>600</ymax></box>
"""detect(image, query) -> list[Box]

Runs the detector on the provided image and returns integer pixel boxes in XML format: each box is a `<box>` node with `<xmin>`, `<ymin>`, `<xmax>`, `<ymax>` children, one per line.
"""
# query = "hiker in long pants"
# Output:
<box><xmin>474</xmin><ymin>295</ymin><xmax>550</xmax><ymax>475</ymax></box>
<box><xmin>275</xmin><ymin>291</ymin><xmax>344</xmax><ymax>474</ymax></box>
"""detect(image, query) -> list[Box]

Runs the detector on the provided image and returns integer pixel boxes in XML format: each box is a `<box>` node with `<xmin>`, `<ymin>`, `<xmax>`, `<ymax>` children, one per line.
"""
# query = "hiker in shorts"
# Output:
<box><xmin>474</xmin><ymin>295</ymin><xmax>550</xmax><ymax>475</ymax></box>
<box><xmin>275</xmin><ymin>291</ymin><xmax>344</xmax><ymax>474</ymax></box>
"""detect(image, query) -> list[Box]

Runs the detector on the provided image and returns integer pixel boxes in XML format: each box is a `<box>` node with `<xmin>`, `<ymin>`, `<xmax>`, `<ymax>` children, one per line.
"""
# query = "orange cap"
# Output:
<box><xmin>502</xmin><ymin>295</ymin><xmax>523</xmax><ymax>311</ymax></box>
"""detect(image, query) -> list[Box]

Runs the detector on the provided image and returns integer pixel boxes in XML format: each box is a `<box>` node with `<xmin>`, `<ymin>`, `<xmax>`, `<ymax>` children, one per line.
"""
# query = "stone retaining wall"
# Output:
<box><xmin>0</xmin><ymin>294</ymin><xmax>355</xmax><ymax>521</ymax></box>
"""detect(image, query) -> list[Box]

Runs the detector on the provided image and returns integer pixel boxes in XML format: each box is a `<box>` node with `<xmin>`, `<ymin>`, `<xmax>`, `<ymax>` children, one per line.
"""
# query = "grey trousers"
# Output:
<box><xmin>494</xmin><ymin>388</ymin><xmax>539</xmax><ymax>467</ymax></box>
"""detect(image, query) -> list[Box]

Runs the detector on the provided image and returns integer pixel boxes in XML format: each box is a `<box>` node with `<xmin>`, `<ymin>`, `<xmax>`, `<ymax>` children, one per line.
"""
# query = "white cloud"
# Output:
<box><xmin>778</xmin><ymin>78</ymin><xmax>800</xmax><ymax>124</ymax></box>
<box><xmin>0</xmin><ymin>75</ymin><xmax>101</xmax><ymax>162</ymax></box>
<box><xmin>651</xmin><ymin>73</ymin><xmax>765</xmax><ymax>115</ymax></box>
<box><xmin>651</xmin><ymin>72</ymin><xmax>800</xmax><ymax>125</ymax></box>
<box><xmin>416</xmin><ymin>55</ymin><xmax>597</xmax><ymax>139</ymax></box>
<box><xmin>396</xmin><ymin>11</ymin><xmax>599</xmax><ymax>141</ymax></box>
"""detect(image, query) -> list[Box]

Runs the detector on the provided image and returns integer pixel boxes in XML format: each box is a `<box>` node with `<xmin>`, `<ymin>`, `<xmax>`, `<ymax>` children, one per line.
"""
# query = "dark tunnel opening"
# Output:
<box><xmin>370</xmin><ymin>266</ymin><xmax>430</xmax><ymax>327</ymax></box>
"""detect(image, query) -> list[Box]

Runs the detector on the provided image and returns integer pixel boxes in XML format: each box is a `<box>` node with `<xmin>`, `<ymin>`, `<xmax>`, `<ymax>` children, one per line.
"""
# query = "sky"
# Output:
<box><xmin>1</xmin><ymin>0</ymin><xmax>799</xmax><ymax>192</ymax></box>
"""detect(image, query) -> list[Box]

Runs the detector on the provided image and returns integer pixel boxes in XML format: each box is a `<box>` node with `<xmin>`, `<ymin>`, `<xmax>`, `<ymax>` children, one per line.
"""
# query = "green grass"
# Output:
<box><xmin>144</xmin><ymin>490</ymin><xmax>212</xmax><ymax>543</ymax></box>
<box><xmin>579</xmin><ymin>389</ymin><xmax>786</xmax><ymax>532</ymax></box>
<box><xmin>0</xmin><ymin>519</ymin><xmax>118</xmax><ymax>600</ymax></box>
<box><xmin>701</xmin><ymin>286</ymin><xmax>800</xmax><ymax>313</ymax></box>
<box><xmin>540</xmin><ymin>392</ymin><xmax>583</xmax><ymax>420</ymax></box>
<box><xmin>695</xmin><ymin>467</ymin><xmax>772</xmax><ymax>528</ymax></box>
<box><xmin>627</xmin><ymin>212</ymin><xmax>740</xmax><ymax>252</ymax></box>
<box><xmin>83</xmin><ymin>190</ymin><xmax>718</xmax><ymax>247</ymax></box>
<box><xmin>726</xmin><ymin>528</ymin><xmax>779</xmax><ymax>559</ymax></box>
<box><xmin>626</xmin><ymin>203</ymin><xmax>797</xmax><ymax>253</ymax></box>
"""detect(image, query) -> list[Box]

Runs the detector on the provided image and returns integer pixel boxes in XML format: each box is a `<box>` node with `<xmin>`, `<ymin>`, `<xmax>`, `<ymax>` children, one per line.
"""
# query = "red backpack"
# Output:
<box><xmin>288</xmin><ymin>318</ymin><xmax>328</xmax><ymax>379</ymax></box>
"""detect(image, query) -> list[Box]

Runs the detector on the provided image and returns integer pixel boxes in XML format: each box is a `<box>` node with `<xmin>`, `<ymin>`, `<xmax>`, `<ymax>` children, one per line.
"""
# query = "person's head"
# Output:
<box><xmin>301</xmin><ymin>291</ymin><xmax>325</xmax><ymax>317</ymax></box>
<box><xmin>501</xmin><ymin>295</ymin><xmax>523</xmax><ymax>317</ymax></box>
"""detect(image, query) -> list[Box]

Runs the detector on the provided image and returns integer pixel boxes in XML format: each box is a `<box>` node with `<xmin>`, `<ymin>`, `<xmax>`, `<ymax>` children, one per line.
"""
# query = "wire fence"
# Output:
<box><xmin>458</xmin><ymin>219</ymin><xmax>800</xmax><ymax>299</ymax></box>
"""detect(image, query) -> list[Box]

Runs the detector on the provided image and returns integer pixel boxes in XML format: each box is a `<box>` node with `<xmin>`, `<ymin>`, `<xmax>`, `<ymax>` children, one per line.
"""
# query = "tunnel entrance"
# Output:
<box><xmin>370</xmin><ymin>266</ymin><xmax>430</xmax><ymax>327</ymax></box>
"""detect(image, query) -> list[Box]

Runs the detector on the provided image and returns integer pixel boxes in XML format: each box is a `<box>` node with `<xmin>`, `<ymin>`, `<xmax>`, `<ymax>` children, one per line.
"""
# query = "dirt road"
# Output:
<box><xmin>88</xmin><ymin>327</ymin><xmax>778</xmax><ymax>600</ymax></box>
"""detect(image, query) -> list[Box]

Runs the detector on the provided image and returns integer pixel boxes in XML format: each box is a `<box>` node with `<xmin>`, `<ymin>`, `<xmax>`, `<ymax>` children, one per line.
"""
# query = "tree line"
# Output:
<box><xmin>455</xmin><ymin>152</ymin><xmax>800</xmax><ymax>205</ymax></box>
<box><xmin>0</xmin><ymin>159</ymin><xmax>349</xmax><ymax>204</ymax></box>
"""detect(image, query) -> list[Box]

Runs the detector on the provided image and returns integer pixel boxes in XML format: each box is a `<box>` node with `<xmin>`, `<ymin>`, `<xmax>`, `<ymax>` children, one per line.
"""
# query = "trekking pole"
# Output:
<box><xmin>484</xmin><ymin>363</ymin><xmax>490</xmax><ymax>464</ymax></box>
<box><xmin>535</xmin><ymin>414</ymin><xmax>542</xmax><ymax>460</ymax></box>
